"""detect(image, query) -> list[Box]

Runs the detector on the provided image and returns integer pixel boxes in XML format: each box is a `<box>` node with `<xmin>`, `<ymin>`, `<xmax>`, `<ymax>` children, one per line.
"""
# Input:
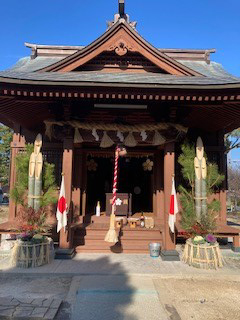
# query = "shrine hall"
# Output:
<box><xmin>1</xmin><ymin>1</ymin><xmax>240</xmax><ymax>259</ymax></box>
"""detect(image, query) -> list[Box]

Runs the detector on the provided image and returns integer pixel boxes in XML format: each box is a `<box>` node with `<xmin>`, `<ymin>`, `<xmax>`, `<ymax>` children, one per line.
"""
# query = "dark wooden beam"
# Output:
<box><xmin>119</xmin><ymin>0</ymin><xmax>125</xmax><ymax>17</ymax></box>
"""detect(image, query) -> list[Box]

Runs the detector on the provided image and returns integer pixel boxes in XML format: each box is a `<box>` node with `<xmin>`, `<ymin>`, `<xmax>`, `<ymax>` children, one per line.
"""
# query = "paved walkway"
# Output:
<box><xmin>0</xmin><ymin>250</ymin><xmax>240</xmax><ymax>277</ymax></box>
<box><xmin>0</xmin><ymin>251</ymin><xmax>240</xmax><ymax>319</ymax></box>
<box><xmin>0</xmin><ymin>297</ymin><xmax>62</xmax><ymax>319</ymax></box>
<box><xmin>71</xmin><ymin>275</ymin><xmax>168</xmax><ymax>320</ymax></box>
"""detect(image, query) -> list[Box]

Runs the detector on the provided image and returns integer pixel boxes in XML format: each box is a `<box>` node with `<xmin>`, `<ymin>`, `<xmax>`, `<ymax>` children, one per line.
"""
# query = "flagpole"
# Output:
<box><xmin>56</xmin><ymin>173</ymin><xmax>68</xmax><ymax>233</ymax></box>
<box><xmin>169</xmin><ymin>173</ymin><xmax>178</xmax><ymax>234</ymax></box>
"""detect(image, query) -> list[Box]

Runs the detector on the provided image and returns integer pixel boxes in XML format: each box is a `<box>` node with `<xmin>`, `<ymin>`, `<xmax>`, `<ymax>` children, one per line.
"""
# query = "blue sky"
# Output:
<box><xmin>0</xmin><ymin>0</ymin><xmax>239</xmax><ymax>158</ymax></box>
<box><xmin>0</xmin><ymin>0</ymin><xmax>240</xmax><ymax>75</ymax></box>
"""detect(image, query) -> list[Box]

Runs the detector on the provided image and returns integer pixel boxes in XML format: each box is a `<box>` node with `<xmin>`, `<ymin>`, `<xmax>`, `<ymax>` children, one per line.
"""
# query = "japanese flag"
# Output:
<box><xmin>168</xmin><ymin>176</ymin><xmax>178</xmax><ymax>233</ymax></box>
<box><xmin>56</xmin><ymin>176</ymin><xmax>68</xmax><ymax>233</ymax></box>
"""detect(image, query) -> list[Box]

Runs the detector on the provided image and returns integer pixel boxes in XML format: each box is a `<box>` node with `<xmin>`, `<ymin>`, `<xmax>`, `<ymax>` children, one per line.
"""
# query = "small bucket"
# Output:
<box><xmin>149</xmin><ymin>243</ymin><xmax>161</xmax><ymax>258</ymax></box>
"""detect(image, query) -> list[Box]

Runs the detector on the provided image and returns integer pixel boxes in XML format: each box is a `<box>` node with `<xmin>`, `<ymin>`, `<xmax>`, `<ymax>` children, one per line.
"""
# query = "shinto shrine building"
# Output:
<box><xmin>1</xmin><ymin>1</ymin><xmax>240</xmax><ymax>259</ymax></box>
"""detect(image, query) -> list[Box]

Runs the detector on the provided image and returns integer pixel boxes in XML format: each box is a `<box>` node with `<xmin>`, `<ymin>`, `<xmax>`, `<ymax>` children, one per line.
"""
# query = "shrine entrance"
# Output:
<box><xmin>86</xmin><ymin>154</ymin><xmax>153</xmax><ymax>216</ymax></box>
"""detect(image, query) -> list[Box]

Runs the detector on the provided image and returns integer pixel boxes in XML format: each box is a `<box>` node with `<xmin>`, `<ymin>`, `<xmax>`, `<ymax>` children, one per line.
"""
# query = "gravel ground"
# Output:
<box><xmin>0</xmin><ymin>205</ymin><xmax>8</xmax><ymax>224</ymax></box>
<box><xmin>154</xmin><ymin>278</ymin><xmax>240</xmax><ymax>320</ymax></box>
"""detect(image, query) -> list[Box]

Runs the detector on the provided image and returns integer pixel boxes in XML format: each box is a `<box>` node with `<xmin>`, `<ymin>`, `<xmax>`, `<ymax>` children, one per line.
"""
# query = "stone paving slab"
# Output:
<box><xmin>0</xmin><ymin>297</ymin><xmax>62</xmax><ymax>319</ymax></box>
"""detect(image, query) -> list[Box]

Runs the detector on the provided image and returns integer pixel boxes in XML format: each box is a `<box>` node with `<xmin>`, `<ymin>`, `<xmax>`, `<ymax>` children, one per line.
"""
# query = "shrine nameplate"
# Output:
<box><xmin>106</xmin><ymin>193</ymin><xmax>132</xmax><ymax>216</ymax></box>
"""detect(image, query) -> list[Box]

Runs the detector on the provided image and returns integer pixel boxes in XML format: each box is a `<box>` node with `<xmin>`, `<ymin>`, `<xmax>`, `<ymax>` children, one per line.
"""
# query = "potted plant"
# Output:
<box><xmin>10</xmin><ymin>137</ymin><xmax>57</xmax><ymax>268</ymax></box>
<box><xmin>11</xmin><ymin>207</ymin><xmax>52</xmax><ymax>268</ymax></box>
<box><xmin>178</xmin><ymin>139</ymin><xmax>225</xmax><ymax>269</ymax></box>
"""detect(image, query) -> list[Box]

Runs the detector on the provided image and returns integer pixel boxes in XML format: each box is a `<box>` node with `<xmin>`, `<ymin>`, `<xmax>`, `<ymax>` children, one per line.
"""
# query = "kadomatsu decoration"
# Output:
<box><xmin>11</xmin><ymin>135</ymin><xmax>57</xmax><ymax>210</ymax></box>
<box><xmin>178</xmin><ymin>138</ymin><xmax>225</xmax><ymax>237</ymax></box>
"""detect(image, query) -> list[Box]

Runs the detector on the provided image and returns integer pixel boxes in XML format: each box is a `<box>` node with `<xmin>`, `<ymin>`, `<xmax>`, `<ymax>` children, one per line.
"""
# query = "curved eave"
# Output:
<box><xmin>0</xmin><ymin>76</ymin><xmax>240</xmax><ymax>90</ymax></box>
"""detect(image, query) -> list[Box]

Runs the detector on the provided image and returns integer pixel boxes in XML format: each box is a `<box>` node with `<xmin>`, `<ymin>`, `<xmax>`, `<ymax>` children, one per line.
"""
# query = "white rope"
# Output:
<box><xmin>44</xmin><ymin>120</ymin><xmax>188</xmax><ymax>133</ymax></box>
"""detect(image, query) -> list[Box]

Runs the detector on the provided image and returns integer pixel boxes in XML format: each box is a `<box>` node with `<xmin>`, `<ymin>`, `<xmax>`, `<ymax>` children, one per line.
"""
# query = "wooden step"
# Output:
<box><xmin>75</xmin><ymin>237</ymin><xmax>162</xmax><ymax>252</ymax></box>
<box><xmin>75</xmin><ymin>227</ymin><xmax>162</xmax><ymax>235</ymax></box>
<box><xmin>74</xmin><ymin>234</ymin><xmax>162</xmax><ymax>242</ymax></box>
<box><xmin>83</xmin><ymin>239</ymin><xmax>161</xmax><ymax>246</ymax></box>
<box><xmin>74</xmin><ymin>231</ymin><xmax>162</xmax><ymax>240</ymax></box>
<box><xmin>75</xmin><ymin>242</ymin><xmax>157</xmax><ymax>253</ymax></box>
<box><xmin>73</xmin><ymin>224</ymin><xmax>163</xmax><ymax>253</ymax></box>
<box><xmin>75</xmin><ymin>247</ymin><xmax>150</xmax><ymax>254</ymax></box>
<box><xmin>74</xmin><ymin>233</ymin><xmax>162</xmax><ymax>246</ymax></box>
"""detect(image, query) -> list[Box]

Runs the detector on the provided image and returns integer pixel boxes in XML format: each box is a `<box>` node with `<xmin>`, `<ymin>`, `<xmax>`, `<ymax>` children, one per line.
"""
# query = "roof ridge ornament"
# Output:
<box><xmin>107</xmin><ymin>0</ymin><xmax>137</xmax><ymax>30</ymax></box>
<box><xmin>119</xmin><ymin>0</ymin><xmax>125</xmax><ymax>17</ymax></box>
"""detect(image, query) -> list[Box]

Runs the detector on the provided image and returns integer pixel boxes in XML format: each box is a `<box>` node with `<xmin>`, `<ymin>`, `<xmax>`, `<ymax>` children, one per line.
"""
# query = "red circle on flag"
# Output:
<box><xmin>58</xmin><ymin>196</ymin><xmax>66</xmax><ymax>214</ymax></box>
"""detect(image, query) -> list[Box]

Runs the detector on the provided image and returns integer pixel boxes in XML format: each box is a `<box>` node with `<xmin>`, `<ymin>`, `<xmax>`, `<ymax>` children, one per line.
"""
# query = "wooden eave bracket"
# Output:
<box><xmin>38</xmin><ymin>20</ymin><xmax>203</xmax><ymax>76</ymax></box>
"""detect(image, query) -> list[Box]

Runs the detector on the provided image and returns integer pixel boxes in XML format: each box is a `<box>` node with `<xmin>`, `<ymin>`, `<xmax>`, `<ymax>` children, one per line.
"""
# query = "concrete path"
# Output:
<box><xmin>71</xmin><ymin>275</ymin><xmax>168</xmax><ymax>320</ymax></box>
<box><xmin>0</xmin><ymin>251</ymin><xmax>240</xmax><ymax>319</ymax></box>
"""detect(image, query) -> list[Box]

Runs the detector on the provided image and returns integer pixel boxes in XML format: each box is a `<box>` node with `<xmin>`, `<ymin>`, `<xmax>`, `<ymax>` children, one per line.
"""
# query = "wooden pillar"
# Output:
<box><xmin>218</xmin><ymin>131</ymin><xmax>227</xmax><ymax>225</ymax></box>
<box><xmin>9</xmin><ymin>126</ymin><xmax>25</xmax><ymax>221</ymax></box>
<box><xmin>153</xmin><ymin>149</ymin><xmax>164</xmax><ymax>225</ymax></box>
<box><xmin>161</xmin><ymin>142</ymin><xmax>179</xmax><ymax>261</ymax></box>
<box><xmin>81</xmin><ymin>152</ymin><xmax>87</xmax><ymax>217</ymax></box>
<box><xmin>219</xmin><ymin>190</ymin><xmax>227</xmax><ymax>225</ymax></box>
<box><xmin>56</xmin><ymin>138</ymin><xmax>75</xmax><ymax>258</ymax></box>
<box><xmin>233</xmin><ymin>235</ymin><xmax>240</xmax><ymax>252</ymax></box>
<box><xmin>72</xmin><ymin>147</ymin><xmax>83</xmax><ymax>222</ymax></box>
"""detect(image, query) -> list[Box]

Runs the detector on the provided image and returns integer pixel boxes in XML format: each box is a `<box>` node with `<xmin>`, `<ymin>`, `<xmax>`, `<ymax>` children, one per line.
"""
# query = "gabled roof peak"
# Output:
<box><xmin>37</xmin><ymin>20</ymin><xmax>202</xmax><ymax>76</ymax></box>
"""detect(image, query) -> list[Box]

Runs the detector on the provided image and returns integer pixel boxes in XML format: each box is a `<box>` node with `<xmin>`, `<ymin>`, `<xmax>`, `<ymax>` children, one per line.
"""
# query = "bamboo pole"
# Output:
<box><xmin>34</xmin><ymin>152</ymin><xmax>43</xmax><ymax>211</ymax></box>
<box><xmin>28</xmin><ymin>153</ymin><xmax>35</xmax><ymax>208</ymax></box>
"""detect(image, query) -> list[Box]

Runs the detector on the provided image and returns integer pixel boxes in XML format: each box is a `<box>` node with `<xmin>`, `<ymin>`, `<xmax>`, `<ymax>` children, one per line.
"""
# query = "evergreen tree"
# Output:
<box><xmin>0</xmin><ymin>124</ymin><xmax>13</xmax><ymax>186</ymax></box>
<box><xmin>225</xmin><ymin>128</ymin><xmax>240</xmax><ymax>153</ymax></box>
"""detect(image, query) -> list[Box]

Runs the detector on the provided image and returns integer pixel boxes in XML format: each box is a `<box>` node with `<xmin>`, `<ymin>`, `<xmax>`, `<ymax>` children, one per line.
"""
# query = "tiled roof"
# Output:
<box><xmin>8</xmin><ymin>57</ymin><xmax>63</xmax><ymax>72</ymax></box>
<box><xmin>0</xmin><ymin>55</ymin><xmax>239</xmax><ymax>86</ymax></box>
<box><xmin>0</xmin><ymin>69</ymin><xmax>239</xmax><ymax>86</ymax></box>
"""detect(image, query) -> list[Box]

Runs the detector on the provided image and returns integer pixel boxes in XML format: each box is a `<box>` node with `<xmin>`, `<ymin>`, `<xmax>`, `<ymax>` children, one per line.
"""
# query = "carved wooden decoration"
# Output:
<box><xmin>109</xmin><ymin>39</ymin><xmax>134</xmax><ymax>56</ymax></box>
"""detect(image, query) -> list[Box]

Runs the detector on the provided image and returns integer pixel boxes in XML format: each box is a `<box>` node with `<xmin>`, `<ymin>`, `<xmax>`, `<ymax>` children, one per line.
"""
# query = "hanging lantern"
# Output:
<box><xmin>74</xmin><ymin>128</ymin><xmax>83</xmax><ymax>144</ymax></box>
<box><xmin>152</xmin><ymin>130</ymin><xmax>166</xmax><ymax>146</ymax></box>
<box><xmin>100</xmin><ymin>131</ymin><xmax>114</xmax><ymax>148</ymax></box>
<box><xmin>87</xmin><ymin>159</ymin><xmax>98</xmax><ymax>171</ymax></box>
<box><xmin>124</xmin><ymin>132</ymin><xmax>137</xmax><ymax>147</ymax></box>
<box><xmin>143</xmin><ymin>158</ymin><xmax>154</xmax><ymax>171</ymax></box>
